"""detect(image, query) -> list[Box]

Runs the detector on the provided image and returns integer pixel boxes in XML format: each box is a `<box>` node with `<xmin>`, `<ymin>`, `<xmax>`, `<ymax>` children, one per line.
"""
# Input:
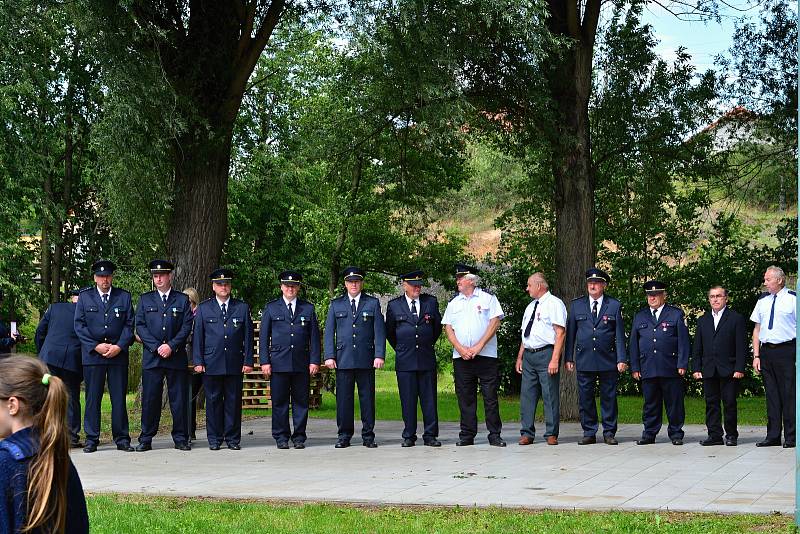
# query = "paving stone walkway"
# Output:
<box><xmin>71</xmin><ymin>418</ymin><xmax>795</xmax><ymax>514</ymax></box>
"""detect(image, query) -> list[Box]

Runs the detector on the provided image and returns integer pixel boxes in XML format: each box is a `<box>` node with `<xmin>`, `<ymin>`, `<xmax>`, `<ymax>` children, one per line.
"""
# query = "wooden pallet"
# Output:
<box><xmin>242</xmin><ymin>320</ymin><xmax>325</xmax><ymax>410</ymax></box>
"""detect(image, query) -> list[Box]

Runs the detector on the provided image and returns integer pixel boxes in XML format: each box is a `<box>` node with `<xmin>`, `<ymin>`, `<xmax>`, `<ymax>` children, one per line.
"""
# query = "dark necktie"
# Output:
<box><xmin>523</xmin><ymin>301</ymin><xmax>539</xmax><ymax>338</ymax></box>
<box><xmin>221</xmin><ymin>303</ymin><xmax>227</xmax><ymax>319</ymax></box>
<box><xmin>351</xmin><ymin>298</ymin><xmax>357</xmax><ymax>317</ymax></box>
<box><xmin>652</xmin><ymin>308</ymin><xmax>657</xmax><ymax>321</ymax></box>
<box><xmin>288</xmin><ymin>302</ymin><xmax>293</xmax><ymax>319</ymax></box>
<box><xmin>768</xmin><ymin>294</ymin><xmax>776</xmax><ymax>330</ymax></box>
<box><xmin>162</xmin><ymin>294</ymin><xmax>168</xmax><ymax>307</ymax></box>
<box><xmin>102</xmin><ymin>294</ymin><xmax>108</xmax><ymax>307</ymax></box>
<box><xmin>411</xmin><ymin>300</ymin><xmax>418</xmax><ymax>319</ymax></box>
<box><xmin>592</xmin><ymin>300</ymin><xmax>598</xmax><ymax>320</ymax></box>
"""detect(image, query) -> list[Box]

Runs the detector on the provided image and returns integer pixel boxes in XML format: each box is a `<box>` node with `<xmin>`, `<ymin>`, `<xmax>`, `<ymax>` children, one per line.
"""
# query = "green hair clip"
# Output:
<box><xmin>41</xmin><ymin>373</ymin><xmax>51</xmax><ymax>386</ymax></box>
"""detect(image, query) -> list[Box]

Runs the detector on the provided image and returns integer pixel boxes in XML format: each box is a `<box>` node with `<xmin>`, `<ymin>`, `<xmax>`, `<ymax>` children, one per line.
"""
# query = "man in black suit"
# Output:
<box><xmin>35</xmin><ymin>289</ymin><xmax>83</xmax><ymax>447</ymax></box>
<box><xmin>691</xmin><ymin>286</ymin><xmax>746</xmax><ymax>446</ymax></box>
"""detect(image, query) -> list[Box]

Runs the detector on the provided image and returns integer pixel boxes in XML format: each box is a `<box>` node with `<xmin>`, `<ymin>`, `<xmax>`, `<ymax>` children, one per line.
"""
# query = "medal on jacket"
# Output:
<box><xmin>113</xmin><ymin>307</ymin><xmax>120</xmax><ymax>318</ymax></box>
<box><xmin>300</xmin><ymin>316</ymin><xmax>306</xmax><ymax>326</ymax></box>
<box><xmin>362</xmin><ymin>311</ymin><xmax>369</xmax><ymax>322</ymax></box>
<box><xmin>602</xmin><ymin>315</ymin><xmax>608</xmax><ymax>325</ymax></box>
<box><xmin>233</xmin><ymin>318</ymin><xmax>239</xmax><ymax>328</ymax></box>
<box><xmin>661</xmin><ymin>321</ymin><xmax>667</xmax><ymax>332</ymax></box>
<box><xmin>424</xmin><ymin>313</ymin><xmax>431</xmax><ymax>324</ymax></box>
<box><xmin>477</xmin><ymin>304</ymin><xmax>482</xmax><ymax>313</ymax></box>
<box><xmin>172</xmin><ymin>307</ymin><xmax>178</xmax><ymax>318</ymax></box>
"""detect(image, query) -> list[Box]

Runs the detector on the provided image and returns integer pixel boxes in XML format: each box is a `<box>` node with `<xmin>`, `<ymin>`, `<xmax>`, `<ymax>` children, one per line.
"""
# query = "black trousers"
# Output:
<box><xmin>761</xmin><ymin>341</ymin><xmax>795</xmax><ymax>443</ymax></box>
<box><xmin>203</xmin><ymin>374</ymin><xmax>243</xmax><ymax>446</ymax></box>
<box><xmin>270</xmin><ymin>371</ymin><xmax>311</xmax><ymax>444</ymax></box>
<box><xmin>453</xmin><ymin>356</ymin><xmax>501</xmax><ymax>441</ymax></box>
<box><xmin>702</xmin><ymin>375</ymin><xmax>738</xmax><ymax>439</ymax></box>
<box><xmin>641</xmin><ymin>376</ymin><xmax>685</xmax><ymax>440</ymax></box>
<box><xmin>47</xmin><ymin>365</ymin><xmax>82</xmax><ymax>443</ymax></box>
<box><xmin>577</xmin><ymin>370</ymin><xmax>619</xmax><ymax>437</ymax></box>
<box><xmin>139</xmin><ymin>367</ymin><xmax>189</xmax><ymax>445</ymax></box>
<box><xmin>83</xmin><ymin>364</ymin><xmax>129</xmax><ymax>446</ymax></box>
<box><xmin>396</xmin><ymin>369</ymin><xmax>439</xmax><ymax>441</ymax></box>
<box><xmin>189</xmin><ymin>372</ymin><xmax>204</xmax><ymax>439</ymax></box>
<box><xmin>335</xmin><ymin>368</ymin><xmax>375</xmax><ymax>442</ymax></box>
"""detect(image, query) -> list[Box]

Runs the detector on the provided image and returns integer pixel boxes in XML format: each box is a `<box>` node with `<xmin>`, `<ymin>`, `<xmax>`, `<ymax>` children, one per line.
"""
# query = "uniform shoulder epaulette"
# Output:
<box><xmin>79</xmin><ymin>287</ymin><xmax>93</xmax><ymax>294</ymax></box>
<box><xmin>388</xmin><ymin>295</ymin><xmax>403</xmax><ymax>303</ymax></box>
<box><xmin>479</xmin><ymin>288</ymin><xmax>495</xmax><ymax>296</ymax></box>
<box><xmin>789</xmin><ymin>290</ymin><xmax>796</xmax><ymax>296</ymax></box>
<box><xmin>570</xmin><ymin>296</ymin><xmax>584</xmax><ymax>302</ymax></box>
<box><xmin>421</xmin><ymin>293</ymin><xmax>437</xmax><ymax>301</ymax></box>
<box><xmin>200</xmin><ymin>297</ymin><xmax>215</xmax><ymax>305</ymax></box>
<box><xmin>267</xmin><ymin>297</ymin><xmax>280</xmax><ymax>305</ymax></box>
<box><xmin>758</xmin><ymin>292</ymin><xmax>771</xmax><ymax>300</ymax></box>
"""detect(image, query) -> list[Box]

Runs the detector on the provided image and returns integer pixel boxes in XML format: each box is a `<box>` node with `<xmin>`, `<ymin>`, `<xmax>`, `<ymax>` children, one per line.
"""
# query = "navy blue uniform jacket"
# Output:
<box><xmin>324</xmin><ymin>293</ymin><xmax>386</xmax><ymax>369</ymax></box>
<box><xmin>74</xmin><ymin>287</ymin><xmax>134</xmax><ymax>366</ymax></box>
<box><xmin>385</xmin><ymin>294</ymin><xmax>442</xmax><ymax>372</ymax></box>
<box><xmin>565</xmin><ymin>295</ymin><xmax>626</xmax><ymax>372</ymax></box>
<box><xmin>135</xmin><ymin>290</ymin><xmax>194</xmax><ymax>370</ymax></box>
<box><xmin>0</xmin><ymin>427</ymin><xmax>89</xmax><ymax>534</ymax></box>
<box><xmin>258</xmin><ymin>298</ymin><xmax>321</xmax><ymax>372</ymax></box>
<box><xmin>35</xmin><ymin>302</ymin><xmax>82</xmax><ymax>373</ymax></box>
<box><xmin>192</xmin><ymin>298</ymin><xmax>254</xmax><ymax>375</ymax></box>
<box><xmin>629</xmin><ymin>305</ymin><xmax>690</xmax><ymax>378</ymax></box>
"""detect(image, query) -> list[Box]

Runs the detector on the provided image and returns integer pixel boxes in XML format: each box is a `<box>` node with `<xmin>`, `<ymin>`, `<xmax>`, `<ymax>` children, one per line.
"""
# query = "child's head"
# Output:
<box><xmin>0</xmin><ymin>356</ymin><xmax>66</xmax><ymax>438</ymax></box>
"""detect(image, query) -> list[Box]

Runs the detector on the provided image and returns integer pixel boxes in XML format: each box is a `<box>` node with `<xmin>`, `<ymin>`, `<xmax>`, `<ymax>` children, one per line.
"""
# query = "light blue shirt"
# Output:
<box><xmin>442</xmin><ymin>288</ymin><xmax>504</xmax><ymax>358</ymax></box>
<box><xmin>750</xmin><ymin>287</ymin><xmax>796</xmax><ymax>344</ymax></box>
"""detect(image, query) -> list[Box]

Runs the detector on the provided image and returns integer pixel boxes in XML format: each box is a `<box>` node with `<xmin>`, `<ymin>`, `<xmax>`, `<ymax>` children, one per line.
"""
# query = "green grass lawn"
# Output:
<box><xmin>86</xmin><ymin>495</ymin><xmax>794</xmax><ymax>533</ymax></box>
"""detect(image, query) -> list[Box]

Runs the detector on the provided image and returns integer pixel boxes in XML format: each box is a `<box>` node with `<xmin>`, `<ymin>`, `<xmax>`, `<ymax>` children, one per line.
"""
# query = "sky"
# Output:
<box><xmin>639</xmin><ymin>1</ymin><xmax>764</xmax><ymax>73</ymax></box>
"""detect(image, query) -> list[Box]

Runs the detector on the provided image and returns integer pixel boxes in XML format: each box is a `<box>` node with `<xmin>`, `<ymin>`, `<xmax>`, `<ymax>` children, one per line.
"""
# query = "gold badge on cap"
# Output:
<box><xmin>288</xmin><ymin>275</ymin><xmax>293</xmax><ymax>280</ymax></box>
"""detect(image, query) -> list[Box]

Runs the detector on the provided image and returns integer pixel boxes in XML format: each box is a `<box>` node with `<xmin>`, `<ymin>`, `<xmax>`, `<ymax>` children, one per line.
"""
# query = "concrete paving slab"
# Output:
<box><xmin>71</xmin><ymin>418</ymin><xmax>795</xmax><ymax>515</ymax></box>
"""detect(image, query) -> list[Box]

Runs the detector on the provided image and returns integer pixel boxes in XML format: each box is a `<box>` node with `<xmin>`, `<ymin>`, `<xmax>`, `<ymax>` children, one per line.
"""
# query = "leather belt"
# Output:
<box><xmin>762</xmin><ymin>339</ymin><xmax>796</xmax><ymax>349</ymax></box>
<box><xmin>526</xmin><ymin>344</ymin><xmax>554</xmax><ymax>353</ymax></box>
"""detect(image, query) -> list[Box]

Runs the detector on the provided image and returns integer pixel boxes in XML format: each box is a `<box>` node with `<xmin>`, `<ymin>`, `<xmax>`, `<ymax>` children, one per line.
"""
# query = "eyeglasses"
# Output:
<box><xmin>708</xmin><ymin>294</ymin><xmax>726</xmax><ymax>299</ymax></box>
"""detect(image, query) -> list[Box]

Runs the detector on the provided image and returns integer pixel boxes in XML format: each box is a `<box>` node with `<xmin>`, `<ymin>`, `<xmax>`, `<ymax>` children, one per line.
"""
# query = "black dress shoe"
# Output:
<box><xmin>489</xmin><ymin>438</ymin><xmax>507</xmax><ymax>447</ymax></box>
<box><xmin>783</xmin><ymin>442</ymin><xmax>795</xmax><ymax>448</ymax></box>
<box><xmin>456</xmin><ymin>439</ymin><xmax>474</xmax><ymax>447</ymax></box>
<box><xmin>117</xmin><ymin>443</ymin><xmax>135</xmax><ymax>452</ymax></box>
<box><xmin>636</xmin><ymin>438</ymin><xmax>655</xmax><ymax>445</ymax></box>
<box><xmin>334</xmin><ymin>440</ymin><xmax>350</xmax><ymax>449</ymax></box>
<box><xmin>174</xmin><ymin>443</ymin><xmax>191</xmax><ymax>451</ymax></box>
<box><xmin>135</xmin><ymin>443</ymin><xmax>152</xmax><ymax>452</ymax></box>
<box><xmin>227</xmin><ymin>443</ymin><xmax>241</xmax><ymax>450</ymax></box>
<box><xmin>671</xmin><ymin>439</ymin><xmax>683</xmax><ymax>446</ymax></box>
<box><xmin>293</xmin><ymin>441</ymin><xmax>305</xmax><ymax>449</ymax></box>
<box><xmin>423</xmin><ymin>439</ymin><xmax>442</xmax><ymax>447</ymax></box>
<box><xmin>83</xmin><ymin>444</ymin><xmax>97</xmax><ymax>453</ymax></box>
<box><xmin>578</xmin><ymin>436</ymin><xmax>596</xmax><ymax>445</ymax></box>
<box><xmin>700</xmin><ymin>437</ymin><xmax>724</xmax><ymax>446</ymax></box>
<box><xmin>209</xmin><ymin>444</ymin><xmax>221</xmax><ymax>451</ymax></box>
<box><xmin>401</xmin><ymin>438</ymin><xmax>415</xmax><ymax>447</ymax></box>
<box><xmin>725</xmin><ymin>437</ymin><xmax>738</xmax><ymax>446</ymax></box>
<box><xmin>276</xmin><ymin>441</ymin><xmax>290</xmax><ymax>450</ymax></box>
<box><xmin>603</xmin><ymin>435</ymin><xmax>618</xmax><ymax>445</ymax></box>
<box><xmin>363</xmin><ymin>441</ymin><xmax>378</xmax><ymax>448</ymax></box>
<box><xmin>756</xmin><ymin>439</ymin><xmax>781</xmax><ymax>447</ymax></box>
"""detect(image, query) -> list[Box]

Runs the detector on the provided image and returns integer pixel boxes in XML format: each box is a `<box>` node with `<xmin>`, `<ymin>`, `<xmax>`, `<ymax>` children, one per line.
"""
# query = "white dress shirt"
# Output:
<box><xmin>750</xmin><ymin>287</ymin><xmax>796</xmax><ymax>343</ymax></box>
<box><xmin>520</xmin><ymin>291</ymin><xmax>567</xmax><ymax>349</ymax></box>
<box><xmin>442</xmin><ymin>288</ymin><xmax>504</xmax><ymax>358</ymax></box>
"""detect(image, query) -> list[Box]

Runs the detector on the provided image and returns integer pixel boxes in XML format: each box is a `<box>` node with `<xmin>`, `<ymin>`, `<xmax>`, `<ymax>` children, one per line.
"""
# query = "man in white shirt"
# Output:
<box><xmin>442</xmin><ymin>264</ymin><xmax>505</xmax><ymax>446</ymax></box>
<box><xmin>516</xmin><ymin>273</ymin><xmax>567</xmax><ymax>446</ymax></box>
<box><xmin>751</xmin><ymin>265</ymin><xmax>797</xmax><ymax>448</ymax></box>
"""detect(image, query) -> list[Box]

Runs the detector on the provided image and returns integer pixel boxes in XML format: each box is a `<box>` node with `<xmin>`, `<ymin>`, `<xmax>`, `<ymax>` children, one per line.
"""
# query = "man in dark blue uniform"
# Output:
<box><xmin>324</xmin><ymin>266</ymin><xmax>386</xmax><ymax>448</ymax></box>
<box><xmin>385</xmin><ymin>270</ymin><xmax>442</xmax><ymax>447</ymax></box>
<box><xmin>259</xmin><ymin>271</ymin><xmax>321</xmax><ymax>449</ymax></box>
<box><xmin>629</xmin><ymin>280</ymin><xmax>689</xmax><ymax>445</ymax></box>
<box><xmin>0</xmin><ymin>290</ymin><xmax>21</xmax><ymax>357</ymax></box>
<box><xmin>134</xmin><ymin>260</ymin><xmax>194</xmax><ymax>452</ymax></box>
<box><xmin>192</xmin><ymin>268</ymin><xmax>253</xmax><ymax>450</ymax></box>
<box><xmin>74</xmin><ymin>259</ymin><xmax>135</xmax><ymax>453</ymax></box>
<box><xmin>565</xmin><ymin>268</ymin><xmax>627</xmax><ymax>445</ymax></box>
<box><xmin>35</xmin><ymin>288</ymin><xmax>83</xmax><ymax>447</ymax></box>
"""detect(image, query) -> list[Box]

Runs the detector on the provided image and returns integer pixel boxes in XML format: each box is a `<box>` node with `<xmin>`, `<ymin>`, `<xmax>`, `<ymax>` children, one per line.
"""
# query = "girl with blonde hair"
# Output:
<box><xmin>0</xmin><ymin>355</ymin><xmax>89</xmax><ymax>533</ymax></box>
